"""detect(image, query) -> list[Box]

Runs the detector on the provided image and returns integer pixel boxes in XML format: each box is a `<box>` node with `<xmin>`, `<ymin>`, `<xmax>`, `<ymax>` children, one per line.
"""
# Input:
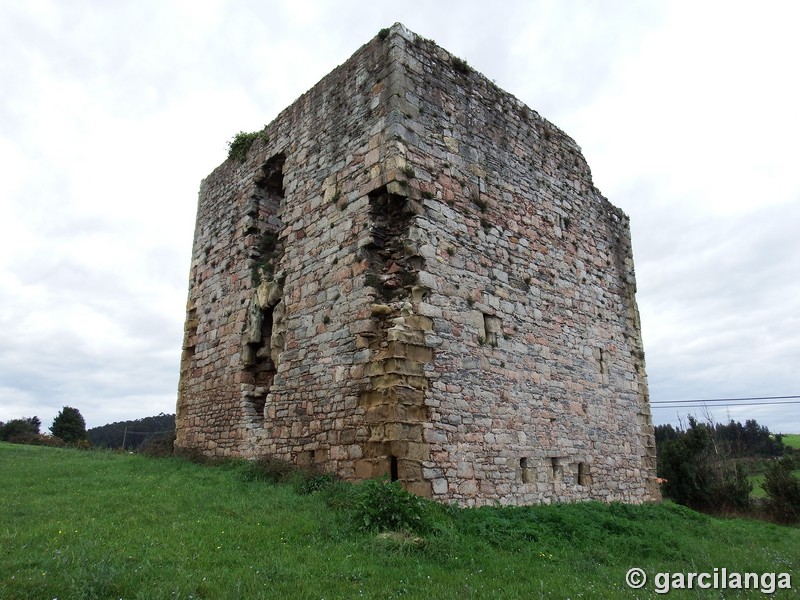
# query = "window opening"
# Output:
<box><xmin>483</xmin><ymin>313</ymin><xmax>501</xmax><ymax>347</ymax></box>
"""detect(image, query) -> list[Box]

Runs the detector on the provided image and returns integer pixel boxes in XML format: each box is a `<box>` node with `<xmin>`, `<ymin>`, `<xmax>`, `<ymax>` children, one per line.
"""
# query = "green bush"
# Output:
<box><xmin>351</xmin><ymin>478</ymin><xmax>432</xmax><ymax>534</ymax></box>
<box><xmin>762</xmin><ymin>456</ymin><xmax>800</xmax><ymax>523</ymax></box>
<box><xmin>714</xmin><ymin>463</ymin><xmax>753</xmax><ymax>511</ymax></box>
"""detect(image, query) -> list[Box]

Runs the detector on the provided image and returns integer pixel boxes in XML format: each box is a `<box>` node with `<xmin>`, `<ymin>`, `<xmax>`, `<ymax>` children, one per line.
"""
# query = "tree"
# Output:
<box><xmin>50</xmin><ymin>406</ymin><xmax>88</xmax><ymax>445</ymax></box>
<box><xmin>762</xmin><ymin>456</ymin><xmax>800</xmax><ymax>524</ymax></box>
<box><xmin>0</xmin><ymin>416</ymin><xmax>41</xmax><ymax>441</ymax></box>
<box><xmin>657</xmin><ymin>417</ymin><xmax>752</xmax><ymax>512</ymax></box>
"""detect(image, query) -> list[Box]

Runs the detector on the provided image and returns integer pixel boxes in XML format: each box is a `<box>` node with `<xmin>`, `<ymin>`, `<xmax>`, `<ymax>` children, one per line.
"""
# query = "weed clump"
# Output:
<box><xmin>251</xmin><ymin>230</ymin><xmax>281</xmax><ymax>286</ymax></box>
<box><xmin>174</xmin><ymin>446</ymin><xmax>226</xmax><ymax>466</ymax></box>
<box><xmin>348</xmin><ymin>478</ymin><xmax>433</xmax><ymax>534</ymax></box>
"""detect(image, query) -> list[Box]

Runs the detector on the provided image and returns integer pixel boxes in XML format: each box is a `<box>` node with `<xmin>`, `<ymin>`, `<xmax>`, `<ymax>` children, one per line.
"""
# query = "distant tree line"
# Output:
<box><xmin>87</xmin><ymin>413</ymin><xmax>175</xmax><ymax>450</ymax></box>
<box><xmin>655</xmin><ymin>418</ymin><xmax>785</xmax><ymax>458</ymax></box>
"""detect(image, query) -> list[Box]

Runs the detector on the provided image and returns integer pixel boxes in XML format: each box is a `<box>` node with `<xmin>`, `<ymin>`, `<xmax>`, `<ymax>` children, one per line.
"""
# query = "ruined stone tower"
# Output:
<box><xmin>175</xmin><ymin>23</ymin><xmax>660</xmax><ymax>505</ymax></box>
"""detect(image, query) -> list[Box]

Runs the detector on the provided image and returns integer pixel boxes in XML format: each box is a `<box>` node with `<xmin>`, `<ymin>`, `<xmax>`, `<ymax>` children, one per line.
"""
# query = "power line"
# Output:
<box><xmin>650</xmin><ymin>395</ymin><xmax>800</xmax><ymax>405</ymax></box>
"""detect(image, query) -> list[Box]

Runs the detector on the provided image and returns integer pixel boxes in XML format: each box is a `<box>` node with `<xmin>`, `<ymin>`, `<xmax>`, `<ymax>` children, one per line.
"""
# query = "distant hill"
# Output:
<box><xmin>87</xmin><ymin>413</ymin><xmax>175</xmax><ymax>450</ymax></box>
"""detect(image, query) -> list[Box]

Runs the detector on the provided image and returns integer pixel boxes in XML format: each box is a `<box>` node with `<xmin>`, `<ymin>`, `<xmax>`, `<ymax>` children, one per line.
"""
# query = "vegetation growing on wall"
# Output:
<box><xmin>227</xmin><ymin>129</ymin><xmax>268</xmax><ymax>162</ymax></box>
<box><xmin>451</xmin><ymin>56</ymin><xmax>470</xmax><ymax>74</ymax></box>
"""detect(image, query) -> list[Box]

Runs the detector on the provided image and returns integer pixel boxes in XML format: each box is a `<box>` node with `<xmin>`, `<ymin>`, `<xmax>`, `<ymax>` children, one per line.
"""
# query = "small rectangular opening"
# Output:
<box><xmin>483</xmin><ymin>313</ymin><xmax>501</xmax><ymax>347</ymax></box>
<box><xmin>520</xmin><ymin>457</ymin><xmax>531</xmax><ymax>483</ymax></box>
<box><xmin>390</xmin><ymin>456</ymin><xmax>399</xmax><ymax>482</ymax></box>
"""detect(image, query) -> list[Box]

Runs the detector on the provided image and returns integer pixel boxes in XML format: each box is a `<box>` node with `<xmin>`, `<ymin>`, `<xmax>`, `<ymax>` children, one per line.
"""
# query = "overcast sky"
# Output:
<box><xmin>1</xmin><ymin>0</ymin><xmax>798</xmax><ymax>434</ymax></box>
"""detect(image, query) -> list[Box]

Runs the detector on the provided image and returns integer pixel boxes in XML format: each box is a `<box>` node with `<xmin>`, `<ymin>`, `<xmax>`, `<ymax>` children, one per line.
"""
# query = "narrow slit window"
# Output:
<box><xmin>520</xmin><ymin>457</ymin><xmax>531</xmax><ymax>483</ymax></box>
<box><xmin>483</xmin><ymin>313</ymin><xmax>501</xmax><ymax>347</ymax></box>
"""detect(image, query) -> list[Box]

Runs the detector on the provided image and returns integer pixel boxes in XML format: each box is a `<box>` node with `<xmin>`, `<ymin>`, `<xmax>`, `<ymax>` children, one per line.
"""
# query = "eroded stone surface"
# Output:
<box><xmin>175</xmin><ymin>23</ymin><xmax>660</xmax><ymax>506</ymax></box>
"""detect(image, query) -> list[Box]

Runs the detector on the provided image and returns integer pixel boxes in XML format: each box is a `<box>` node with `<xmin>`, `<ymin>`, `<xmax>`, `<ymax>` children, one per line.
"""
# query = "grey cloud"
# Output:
<box><xmin>1</xmin><ymin>1</ymin><xmax>797</xmax><ymax>436</ymax></box>
<box><xmin>631</xmin><ymin>195</ymin><xmax>800</xmax><ymax>432</ymax></box>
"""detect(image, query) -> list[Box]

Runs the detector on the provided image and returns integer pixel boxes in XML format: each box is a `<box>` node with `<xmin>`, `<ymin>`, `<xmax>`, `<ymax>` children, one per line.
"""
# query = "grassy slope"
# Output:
<box><xmin>1</xmin><ymin>443</ymin><xmax>798</xmax><ymax>599</ymax></box>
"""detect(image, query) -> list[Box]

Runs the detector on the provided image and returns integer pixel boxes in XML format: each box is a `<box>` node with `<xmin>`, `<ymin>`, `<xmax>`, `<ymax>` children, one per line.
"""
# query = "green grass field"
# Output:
<box><xmin>1</xmin><ymin>443</ymin><xmax>798</xmax><ymax>599</ymax></box>
<box><xmin>781</xmin><ymin>434</ymin><xmax>800</xmax><ymax>450</ymax></box>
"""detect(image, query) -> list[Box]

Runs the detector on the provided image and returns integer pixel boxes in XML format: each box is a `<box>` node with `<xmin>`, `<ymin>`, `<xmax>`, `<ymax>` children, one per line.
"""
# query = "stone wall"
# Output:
<box><xmin>176</xmin><ymin>23</ymin><xmax>660</xmax><ymax>506</ymax></box>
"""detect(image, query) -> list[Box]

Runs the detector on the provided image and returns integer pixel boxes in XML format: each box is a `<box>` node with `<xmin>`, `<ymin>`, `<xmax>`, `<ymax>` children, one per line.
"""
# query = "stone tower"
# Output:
<box><xmin>175</xmin><ymin>23</ymin><xmax>660</xmax><ymax>506</ymax></box>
